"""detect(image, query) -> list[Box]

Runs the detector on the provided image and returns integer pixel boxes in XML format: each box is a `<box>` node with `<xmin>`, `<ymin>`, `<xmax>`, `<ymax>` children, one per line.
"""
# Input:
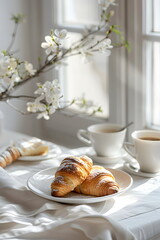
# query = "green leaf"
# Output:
<box><xmin>124</xmin><ymin>41</ymin><xmax>131</xmax><ymax>51</ymax></box>
<box><xmin>97</xmin><ymin>106</ymin><xmax>103</xmax><ymax>112</ymax></box>
<box><xmin>2</xmin><ymin>50</ymin><xmax>7</xmax><ymax>56</ymax></box>
<box><xmin>112</xmin><ymin>28</ymin><xmax>121</xmax><ymax>35</ymax></box>
<box><xmin>11</xmin><ymin>13</ymin><xmax>24</xmax><ymax>24</ymax></box>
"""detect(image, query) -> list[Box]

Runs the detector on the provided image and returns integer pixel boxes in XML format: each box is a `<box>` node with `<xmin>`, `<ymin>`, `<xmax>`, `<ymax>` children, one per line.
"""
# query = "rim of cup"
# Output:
<box><xmin>132</xmin><ymin>130</ymin><xmax>160</xmax><ymax>141</ymax></box>
<box><xmin>88</xmin><ymin>123</ymin><xmax>126</xmax><ymax>134</ymax></box>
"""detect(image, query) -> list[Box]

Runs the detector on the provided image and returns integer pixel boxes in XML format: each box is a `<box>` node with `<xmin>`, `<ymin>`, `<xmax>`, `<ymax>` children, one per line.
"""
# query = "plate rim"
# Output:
<box><xmin>27</xmin><ymin>167</ymin><xmax>133</xmax><ymax>204</ymax></box>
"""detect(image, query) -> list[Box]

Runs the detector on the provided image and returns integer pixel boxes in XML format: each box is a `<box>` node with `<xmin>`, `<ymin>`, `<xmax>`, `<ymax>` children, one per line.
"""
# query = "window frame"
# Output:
<box><xmin>144</xmin><ymin>0</ymin><xmax>160</xmax><ymax>129</ymax></box>
<box><xmin>126</xmin><ymin>0</ymin><xmax>145</xmax><ymax>136</ymax></box>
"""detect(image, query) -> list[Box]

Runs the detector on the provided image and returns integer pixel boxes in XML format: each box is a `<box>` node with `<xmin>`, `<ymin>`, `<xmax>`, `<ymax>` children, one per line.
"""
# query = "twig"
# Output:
<box><xmin>7</xmin><ymin>23</ymin><xmax>18</xmax><ymax>53</ymax></box>
<box><xmin>8</xmin><ymin>95</ymin><xmax>36</xmax><ymax>100</ymax></box>
<box><xmin>6</xmin><ymin>100</ymin><xmax>30</xmax><ymax>115</ymax></box>
<box><xmin>0</xmin><ymin>94</ymin><xmax>36</xmax><ymax>102</ymax></box>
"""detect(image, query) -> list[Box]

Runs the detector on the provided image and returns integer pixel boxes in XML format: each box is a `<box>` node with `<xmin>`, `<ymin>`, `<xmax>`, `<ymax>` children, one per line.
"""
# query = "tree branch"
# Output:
<box><xmin>7</xmin><ymin>23</ymin><xmax>18</xmax><ymax>53</ymax></box>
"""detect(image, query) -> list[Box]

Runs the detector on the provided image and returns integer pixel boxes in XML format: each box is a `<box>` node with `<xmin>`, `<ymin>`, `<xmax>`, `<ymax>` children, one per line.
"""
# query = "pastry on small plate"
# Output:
<box><xmin>0</xmin><ymin>137</ymin><xmax>49</xmax><ymax>168</ymax></box>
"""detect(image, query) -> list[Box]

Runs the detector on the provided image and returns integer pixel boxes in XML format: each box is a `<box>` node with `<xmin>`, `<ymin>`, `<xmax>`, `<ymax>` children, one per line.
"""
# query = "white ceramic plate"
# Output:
<box><xmin>27</xmin><ymin>167</ymin><xmax>133</xmax><ymax>204</ymax></box>
<box><xmin>123</xmin><ymin>162</ymin><xmax>160</xmax><ymax>178</ymax></box>
<box><xmin>18</xmin><ymin>141</ymin><xmax>61</xmax><ymax>161</ymax></box>
<box><xmin>90</xmin><ymin>148</ymin><xmax>127</xmax><ymax>164</ymax></box>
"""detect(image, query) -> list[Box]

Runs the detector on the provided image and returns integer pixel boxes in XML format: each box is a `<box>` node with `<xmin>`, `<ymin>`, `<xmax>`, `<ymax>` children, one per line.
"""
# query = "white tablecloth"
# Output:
<box><xmin>0</xmin><ymin>130</ymin><xmax>160</xmax><ymax>240</ymax></box>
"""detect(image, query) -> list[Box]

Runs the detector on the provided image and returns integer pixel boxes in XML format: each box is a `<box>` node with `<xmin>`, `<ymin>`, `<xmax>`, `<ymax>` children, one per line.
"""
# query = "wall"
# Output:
<box><xmin>0</xmin><ymin>0</ymin><xmax>42</xmax><ymax>137</ymax></box>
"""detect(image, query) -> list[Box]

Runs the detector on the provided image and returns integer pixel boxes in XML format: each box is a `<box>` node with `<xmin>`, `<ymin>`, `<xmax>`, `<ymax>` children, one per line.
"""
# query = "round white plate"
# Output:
<box><xmin>18</xmin><ymin>141</ymin><xmax>61</xmax><ymax>161</ymax></box>
<box><xmin>123</xmin><ymin>162</ymin><xmax>160</xmax><ymax>178</ymax></box>
<box><xmin>90</xmin><ymin>148</ymin><xmax>127</xmax><ymax>164</ymax></box>
<box><xmin>27</xmin><ymin>167</ymin><xmax>133</xmax><ymax>204</ymax></box>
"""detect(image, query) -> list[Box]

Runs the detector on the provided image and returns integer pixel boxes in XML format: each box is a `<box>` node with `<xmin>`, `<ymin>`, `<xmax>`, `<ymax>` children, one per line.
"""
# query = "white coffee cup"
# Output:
<box><xmin>77</xmin><ymin>123</ymin><xmax>126</xmax><ymax>157</ymax></box>
<box><xmin>124</xmin><ymin>130</ymin><xmax>160</xmax><ymax>173</ymax></box>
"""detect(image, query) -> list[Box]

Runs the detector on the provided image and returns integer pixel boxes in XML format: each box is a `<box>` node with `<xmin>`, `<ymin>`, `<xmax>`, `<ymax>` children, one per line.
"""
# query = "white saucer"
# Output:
<box><xmin>90</xmin><ymin>148</ymin><xmax>127</xmax><ymax>165</ymax></box>
<box><xmin>123</xmin><ymin>162</ymin><xmax>160</xmax><ymax>178</ymax></box>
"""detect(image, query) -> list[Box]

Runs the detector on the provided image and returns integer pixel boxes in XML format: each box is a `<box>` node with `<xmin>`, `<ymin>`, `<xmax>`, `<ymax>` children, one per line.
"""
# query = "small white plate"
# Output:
<box><xmin>27</xmin><ymin>167</ymin><xmax>133</xmax><ymax>204</ymax></box>
<box><xmin>123</xmin><ymin>162</ymin><xmax>160</xmax><ymax>178</ymax></box>
<box><xmin>18</xmin><ymin>141</ymin><xmax>61</xmax><ymax>161</ymax></box>
<box><xmin>90</xmin><ymin>148</ymin><xmax>127</xmax><ymax>165</ymax></box>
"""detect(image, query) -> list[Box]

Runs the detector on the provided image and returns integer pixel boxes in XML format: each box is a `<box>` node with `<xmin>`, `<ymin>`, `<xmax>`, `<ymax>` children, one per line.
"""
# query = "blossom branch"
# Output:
<box><xmin>6</xmin><ymin>99</ymin><xmax>32</xmax><ymax>115</ymax></box>
<box><xmin>6</xmin><ymin>14</ymin><xmax>24</xmax><ymax>53</ymax></box>
<box><xmin>0</xmin><ymin>0</ymin><xmax>128</xmax><ymax>119</ymax></box>
<box><xmin>6</xmin><ymin>23</ymin><xmax>18</xmax><ymax>53</ymax></box>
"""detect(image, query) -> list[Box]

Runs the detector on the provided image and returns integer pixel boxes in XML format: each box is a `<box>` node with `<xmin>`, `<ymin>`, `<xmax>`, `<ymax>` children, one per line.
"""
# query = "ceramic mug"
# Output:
<box><xmin>77</xmin><ymin>123</ymin><xmax>126</xmax><ymax>157</ymax></box>
<box><xmin>124</xmin><ymin>130</ymin><xmax>160</xmax><ymax>173</ymax></box>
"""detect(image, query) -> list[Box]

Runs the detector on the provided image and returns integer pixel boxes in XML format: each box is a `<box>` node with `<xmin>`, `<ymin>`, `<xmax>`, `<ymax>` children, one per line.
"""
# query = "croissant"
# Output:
<box><xmin>0</xmin><ymin>138</ymin><xmax>49</xmax><ymax>168</ymax></box>
<box><xmin>0</xmin><ymin>147</ymin><xmax>21</xmax><ymax>168</ymax></box>
<box><xmin>74</xmin><ymin>165</ymin><xmax>119</xmax><ymax>197</ymax></box>
<box><xmin>51</xmin><ymin>155</ymin><xmax>93</xmax><ymax>197</ymax></box>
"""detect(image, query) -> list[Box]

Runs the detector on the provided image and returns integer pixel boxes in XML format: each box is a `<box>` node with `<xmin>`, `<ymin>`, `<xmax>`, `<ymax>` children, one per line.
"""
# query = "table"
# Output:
<box><xmin>0</xmin><ymin>130</ymin><xmax>160</xmax><ymax>240</ymax></box>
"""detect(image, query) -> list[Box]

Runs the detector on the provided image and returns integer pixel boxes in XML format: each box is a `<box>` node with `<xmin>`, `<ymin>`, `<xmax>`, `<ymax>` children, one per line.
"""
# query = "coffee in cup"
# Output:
<box><xmin>77</xmin><ymin>123</ymin><xmax>126</xmax><ymax>157</ymax></box>
<box><xmin>124</xmin><ymin>130</ymin><xmax>160</xmax><ymax>173</ymax></box>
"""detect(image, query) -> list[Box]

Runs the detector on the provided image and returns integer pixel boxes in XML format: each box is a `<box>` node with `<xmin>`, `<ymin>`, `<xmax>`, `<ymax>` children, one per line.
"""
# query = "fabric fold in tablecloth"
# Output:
<box><xmin>0</xmin><ymin>166</ymin><xmax>136</xmax><ymax>240</ymax></box>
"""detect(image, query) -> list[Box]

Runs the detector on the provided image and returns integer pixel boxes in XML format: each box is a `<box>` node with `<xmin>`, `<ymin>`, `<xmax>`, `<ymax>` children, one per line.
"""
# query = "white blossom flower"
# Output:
<box><xmin>35</xmin><ymin>94</ymin><xmax>45</xmax><ymax>103</ymax></box>
<box><xmin>27</xmin><ymin>100</ymin><xmax>46</xmax><ymax>113</ymax></box>
<box><xmin>98</xmin><ymin>0</ymin><xmax>116</xmax><ymax>10</ymax></box>
<box><xmin>17</xmin><ymin>63</ymin><xmax>28</xmax><ymax>79</ymax></box>
<box><xmin>11</xmin><ymin>72</ymin><xmax>20</xmax><ymax>83</ymax></box>
<box><xmin>0</xmin><ymin>53</ymin><xmax>20</xmax><ymax>91</ymax></box>
<box><xmin>54</xmin><ymin>29</ymin><xmax>67</xmax><ymax>39</ymax></box>
<box><xmin>0</xmin><ymin>53</ymin><xmax>9</xmax><ymax>68</ymax></box>
<box><xmin>48</xmin><ymin>105</ymin><xmax>56</xmax><ymax>114</ymax></box>
<box><xmin>37</xmin><ymin>111</ymin><xmax>50</xmax><ymax>120</ymax></box>
<box><xmin>17</xmin><ymin>62</ymin><xmax>36</xmax><ymax>79</ymax></box>
<box><xmin>8</xmin><ymin>58</ymin><xmax>17</xmax><ymax>71</ymax></box>
<box><xmin>26</xmin><ymin>102</ymin><xmax>35</xmax><ymax>112</ymax></box>
<box><xmin>0</xmin><ymin>53</ymin><xmax>13</xmax><ymax>76</ymax></box>
<box><xmin>25</xmin><ymin>62</ymin><xmax>36</xmax><ymax>76</ymax></box>
<box><xmin>98</xmin><ymin>38</ymin><xmax>113</xmax><ymax>55</ymax></box>
<box><xmin>34</xmin><ymin>84</ymin><xmax>44</xmax><ymax>95</ymax></box>
<box><xmin>27</xmin><ymin>79</ymin><xmax>62</xmax><ymax>119</ymax></box>
<box><xmin>41</xmin><ymin>36</ymin><xmax>58</xmax><ymax>55</ymax></box>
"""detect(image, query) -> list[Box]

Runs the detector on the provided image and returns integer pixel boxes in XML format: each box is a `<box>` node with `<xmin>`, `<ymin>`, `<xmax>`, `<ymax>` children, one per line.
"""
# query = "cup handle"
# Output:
<box><xmin>77</xmin><ymin>129</ymin><xmax>91</xmax><ymax>145</ymax></box>
<box><xmin>123</xmin><ymin>142</ymin><xmax>136</xmax><ymax>159</ymax></box>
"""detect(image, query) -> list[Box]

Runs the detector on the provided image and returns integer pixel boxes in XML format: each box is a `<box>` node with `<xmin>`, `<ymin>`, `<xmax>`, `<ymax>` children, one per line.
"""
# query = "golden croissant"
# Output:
<box><xmin>0</xmin><ymin>138</ymin><xmax>49</xmax><ymax>168</ymax></box>
<box><xmin>0</xmin><ymin>147</ymin><xmax>21</xmax><ymax>168</ymax></box>
<box><xmin>51</xmin><ymin>155</ymin><xmax>93</xmax><ymax>197</ymax></box>
<box><xmin>74</xmin><ymin>165</ymin><xmax>119</xmax><ymax>197</ymax></box>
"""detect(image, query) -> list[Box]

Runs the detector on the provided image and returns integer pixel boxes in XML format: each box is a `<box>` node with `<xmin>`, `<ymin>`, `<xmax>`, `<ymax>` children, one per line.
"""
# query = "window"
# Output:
<box><xmin>54</xmin><ymin>0</ymin><xmax>110</xmax><ymax>118</ymax></box>
<box><xmin>41</xmin><ymin>0</ymin><xmax>126</xmax><ymax>146</ymax></box>
<box><xmin>40</xmin><ymin>0</ymin><xmax>160</xmax><ymax>146</ymax></box>
<box><xmin>144</xmin><ymin>0</ymin><xmax>160</xmax><ymax>128</ymax></box>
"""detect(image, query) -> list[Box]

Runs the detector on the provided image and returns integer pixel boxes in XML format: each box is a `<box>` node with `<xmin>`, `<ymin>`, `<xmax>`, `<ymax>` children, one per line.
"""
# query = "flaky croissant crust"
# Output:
<box><xmin>0</xmin><ymin>138</ymin><xmax>49</xmax><ymax>168</ymax></box>
<box><xmin>0</xmin><ymin>147</ymin><xmax>21</xmax><ymax>168</ymax></box>
<box><xmin>51</xmin><ymin>155</ymin><xmax>93</xmax><ymax>197</ymax></box>
<box><xmin>74</xmin><ymin>165</ymin><xmax>119</xmax><ymax>197</ymax></box>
